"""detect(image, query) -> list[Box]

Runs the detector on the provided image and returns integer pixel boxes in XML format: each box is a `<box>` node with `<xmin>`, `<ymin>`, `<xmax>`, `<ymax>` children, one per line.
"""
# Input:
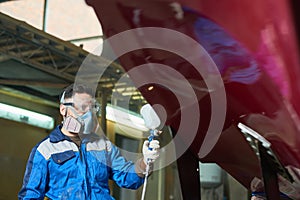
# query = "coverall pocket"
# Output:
<box><xmin>51</xmin><ymin>150</ymin><xmax>75</xmax><ymax>164</ymax></box>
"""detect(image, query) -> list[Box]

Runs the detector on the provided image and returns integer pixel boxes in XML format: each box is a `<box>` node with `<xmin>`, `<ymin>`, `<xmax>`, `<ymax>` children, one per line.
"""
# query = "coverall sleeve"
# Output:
<box><xmin>108</xmin><ymin>142</ymin><xmax>144</xmax><ymax>189</ymax></box>
<box><xmin>18</xmin><ymin>146</ymin><xmax>48</xmax><ymax>200</ymax></box>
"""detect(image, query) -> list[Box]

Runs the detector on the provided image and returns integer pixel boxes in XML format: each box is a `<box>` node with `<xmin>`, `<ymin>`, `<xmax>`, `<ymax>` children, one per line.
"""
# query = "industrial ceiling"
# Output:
<box><xmin>0</xmin><ymin>12</ymin><xmax>146</xmax><ymax>112</ymax></box>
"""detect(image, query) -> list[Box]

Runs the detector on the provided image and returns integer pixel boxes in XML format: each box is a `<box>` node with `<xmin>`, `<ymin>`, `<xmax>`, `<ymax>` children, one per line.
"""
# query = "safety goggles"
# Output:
<box><xmin>63</xmin><ymin>100</ymin><xmax>100</xmax><ymax>114</ymax></box>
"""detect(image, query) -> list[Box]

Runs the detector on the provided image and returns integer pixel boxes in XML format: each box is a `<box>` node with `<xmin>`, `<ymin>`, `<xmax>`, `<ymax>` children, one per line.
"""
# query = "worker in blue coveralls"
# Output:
<box><xmin>18</xmin><ymin>83</ymin><xmax>160</xmax><ymax>200</ymax></box>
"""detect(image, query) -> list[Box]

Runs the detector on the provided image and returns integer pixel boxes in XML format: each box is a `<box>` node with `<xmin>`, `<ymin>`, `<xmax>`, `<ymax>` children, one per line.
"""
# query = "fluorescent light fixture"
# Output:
<box><xmin>0</xmin><ymin>103</ymin><xmax>54</xmax><ymax>130</ymax></box>
<box><xmin>106</xmin><ymin>104</ymin><xmax>148</xmax><ymax>131</ymax></box>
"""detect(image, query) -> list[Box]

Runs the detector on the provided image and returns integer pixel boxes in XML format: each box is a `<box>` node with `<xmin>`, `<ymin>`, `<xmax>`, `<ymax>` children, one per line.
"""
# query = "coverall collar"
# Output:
<box><xmin>49</xmin><ymin>125</ymin><xmax>72</xmax><ymax>143</ymax></box>
<box><xmin>49</xmin><ymin>125</ymin><xmax>101</xmax><ymax>143</ymax></box>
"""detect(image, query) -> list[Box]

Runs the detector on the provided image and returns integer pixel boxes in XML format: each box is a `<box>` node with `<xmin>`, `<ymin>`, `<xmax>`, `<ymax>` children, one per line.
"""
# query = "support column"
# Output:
<box><xmin>100</xmin><ymin>89</ymin><xmax>107</xmax><ymax>135</ymax></box>
<box><xmin>176</xmin><ymin>148</ymin><xmax>201</xmax><ymax>200</ymax></box>
<box><xmin>258</xmin><ymin>143</ymin><xmax>281</xmax><ymax>200</ymax></box>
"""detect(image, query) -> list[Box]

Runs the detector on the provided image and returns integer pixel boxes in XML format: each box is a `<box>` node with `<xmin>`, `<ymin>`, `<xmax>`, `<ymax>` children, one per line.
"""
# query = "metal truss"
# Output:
<box><xmin>0</xmin><ymin>12</ymin><xmax>145</xmax><ymax>111</ymax></box>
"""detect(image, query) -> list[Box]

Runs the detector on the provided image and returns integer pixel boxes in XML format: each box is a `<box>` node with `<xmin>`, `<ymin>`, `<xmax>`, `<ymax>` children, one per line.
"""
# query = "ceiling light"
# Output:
<box><xmin>0</xmin><ymin>103</ymin><xmax>54</xmax><ymax>130</ymax></box>
<box><xmin>147</xmin><ymin>86</ymin><xmax>154</xmax><ymax>91</ymax></box>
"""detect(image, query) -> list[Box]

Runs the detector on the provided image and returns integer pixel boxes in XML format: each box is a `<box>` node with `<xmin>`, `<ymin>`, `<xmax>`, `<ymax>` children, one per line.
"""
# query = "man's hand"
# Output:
<box><xmin>142</xmin><ymin>140</ymin><xmax>160</xmax><ymax>164</ymax></box>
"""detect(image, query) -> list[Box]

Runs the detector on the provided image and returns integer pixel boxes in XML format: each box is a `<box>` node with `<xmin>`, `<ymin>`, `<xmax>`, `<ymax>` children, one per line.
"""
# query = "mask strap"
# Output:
<box><xmin>60</xmin><ymin>91</ymin><xmax>66</xmax><ymax>103</ymax></box>
<box><xmin>64</xmin><ymin>107</ymin><xmax>68</xmax><ymax>118</ymax></box>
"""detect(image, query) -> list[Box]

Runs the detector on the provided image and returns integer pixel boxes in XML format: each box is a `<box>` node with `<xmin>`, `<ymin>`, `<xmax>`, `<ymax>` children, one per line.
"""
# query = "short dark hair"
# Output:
<box><xmin>59</xmin><ymin>83</ymin><xmax>94</xmax><ymax>103</ymax></box>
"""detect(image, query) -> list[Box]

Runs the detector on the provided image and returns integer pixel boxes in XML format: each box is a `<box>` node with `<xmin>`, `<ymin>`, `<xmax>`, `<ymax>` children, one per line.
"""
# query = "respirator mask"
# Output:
<box><xmin>61</xmin><ymin>93</ymin><xmax>100</xmax><ymax>134</ymax></box>
<box><xmin>63</xmin><ymin>110</ymin><xmax>98</xmax><ymax>134</ymax></box>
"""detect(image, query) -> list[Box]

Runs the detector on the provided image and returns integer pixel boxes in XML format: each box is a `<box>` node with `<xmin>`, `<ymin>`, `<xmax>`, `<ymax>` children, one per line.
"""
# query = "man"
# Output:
<box><xmin>18</xmin><ymin>83</ymin><xmax>160</xmax><ymax>200</ymax></box>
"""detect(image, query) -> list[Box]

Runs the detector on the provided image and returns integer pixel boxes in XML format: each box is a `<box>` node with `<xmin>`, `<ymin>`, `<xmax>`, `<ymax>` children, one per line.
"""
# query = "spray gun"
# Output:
<box><xmin>141</xmin><ymin>103</ymin><xmax>161</xmax><ymax>147</ymax></box>
<box><xmin>140</xmin><ymin>104</ymin><xmax>161</xmax><ymax>200</ymax></box>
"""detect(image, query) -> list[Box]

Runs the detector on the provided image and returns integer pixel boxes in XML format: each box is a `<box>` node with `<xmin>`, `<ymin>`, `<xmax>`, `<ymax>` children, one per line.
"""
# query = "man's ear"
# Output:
<box><xmin>60</xmin><ymin>104</ymin><xmax>67</xmax><ymax>116</ymax></box>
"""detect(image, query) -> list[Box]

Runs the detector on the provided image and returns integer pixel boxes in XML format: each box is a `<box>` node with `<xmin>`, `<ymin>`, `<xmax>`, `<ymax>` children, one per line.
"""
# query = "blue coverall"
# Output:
<box><xmin>18</xmin><ymin>125</ymin><xmax>144</xmax><ymax>200</ymax></box>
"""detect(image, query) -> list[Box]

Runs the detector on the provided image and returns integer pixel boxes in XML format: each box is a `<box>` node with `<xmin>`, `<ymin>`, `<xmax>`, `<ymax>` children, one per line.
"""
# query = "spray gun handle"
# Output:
<box><xmin>148</xmin><ymin>129</ymin><xmax>157</xmax><ymax>150</ymax></box>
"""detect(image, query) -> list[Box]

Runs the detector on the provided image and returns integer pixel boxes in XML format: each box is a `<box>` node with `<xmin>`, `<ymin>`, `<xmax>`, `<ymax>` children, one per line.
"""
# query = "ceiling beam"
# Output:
<box><xmin>0</xmin><ymin>79</ymin><xmax>68</xmax><ymax>88</ymax></box>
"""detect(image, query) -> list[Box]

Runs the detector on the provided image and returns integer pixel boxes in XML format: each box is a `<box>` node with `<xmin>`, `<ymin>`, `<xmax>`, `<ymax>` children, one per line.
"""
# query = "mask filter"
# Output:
<box><xmin>62</xmin><ymin>116</ymin><xmax>83</xmax><ymax>134</ymax></box>
<box><xmin>78</xmin><ymin>111</ymin><xmax>98</xmax><ymax>134</ymax></box>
